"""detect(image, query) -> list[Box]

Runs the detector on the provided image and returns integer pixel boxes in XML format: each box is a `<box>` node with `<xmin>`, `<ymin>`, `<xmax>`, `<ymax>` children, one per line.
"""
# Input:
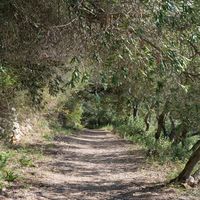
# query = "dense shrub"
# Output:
<box><xmin>59</xmin><ymin>97</ymin><xmax>83</xmax><ymax>129</ymax></box>
<box><xmin>115</xmin><ymin>119</ymin><xmax>198</xmax><ymax>164</ymax></box>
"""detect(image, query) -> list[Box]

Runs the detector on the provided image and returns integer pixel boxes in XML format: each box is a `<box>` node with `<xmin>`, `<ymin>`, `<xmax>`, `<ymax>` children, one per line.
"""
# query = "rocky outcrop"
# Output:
<box><xmin>0</xmin><ymin>107</ymin><xmax>33</xmax><ymax>144</ymax></box>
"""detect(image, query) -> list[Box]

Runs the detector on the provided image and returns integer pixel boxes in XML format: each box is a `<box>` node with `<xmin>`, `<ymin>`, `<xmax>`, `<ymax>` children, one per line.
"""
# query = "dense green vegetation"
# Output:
<box><xmin>0</xmin><ymin>0</ymin><xmax>200</xmax><ymax>188</ymax></box>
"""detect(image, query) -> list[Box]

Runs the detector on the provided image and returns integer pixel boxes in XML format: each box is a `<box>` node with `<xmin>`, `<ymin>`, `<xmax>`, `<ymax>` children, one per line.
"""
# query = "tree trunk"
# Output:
<box><xmin>58</xmin><ymin>112</ymin><xmax>67</xmax><ymax>128</ymax></box>
<box><xmin>191</xmin><ymin>140</ymin><xmax>200</xmax><ymax>152</ymax></box>
<box><xmin>155</xmin><ymin>112</ymin><xmax>166</xmax><ymax>141</ymax></box>
<box><xmin>132</xmin><ymin>101</ymin><xmax>139</xmax><ymax>119</ymax></box>
<box><xmin>169</xmin><ymin>116</ymin><xmax>176</xmax><ymax>141</ymax></box>
<box><xmin>144</xmin><ymin>112</ymin><xmax>150</xmax><ymax>131</ymax></box>
<box><xmin>174</xmin><ymin>145</ymin><xmax>200</xmax><ymax>182</ymax></box>
<box><xmin>171</xmin><ymin>123</ymin><xmax>187</xmax><ymax>145</ymax></box>
<box><xmin>162</xmin><ymin>120</ymin><xmax>167</xmax><ymax>137</ymax></box>
<box><xmin>181</xmin><ymin>126</ymin><xmax>188</xmax><ymax>147</ymax></box>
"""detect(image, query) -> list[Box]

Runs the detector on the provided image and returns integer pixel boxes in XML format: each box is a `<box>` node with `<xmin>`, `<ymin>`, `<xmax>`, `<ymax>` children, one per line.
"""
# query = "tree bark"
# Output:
<box><xmin>181</xmin><ymin>126</ymin><xmax>188</xmax><ymax>147</ymax></box>
<box><xmin>190</xmin><ymin>140</ymin><xmax>200</xmax><ymax>152</ymax></box>
<box><xmin>132</xmin><ymin>101</ymin><xmax>139</xmax><ymax>119</ymax></box>
<box><xmin>170</xmin><ymin>123</ymin><xmax>188</xmax><ymax>145</ymax></box>
<box><xmin>174</xmin><ymin>145</ymin><xmax>200</xmax><ymax>182</ymax></box>
<box><xmin>144</xmin><ymin>112</ymin><xmax>150</xmax><ymax>131</ymax></box>
<box><xmin>155</xmin><ymin>112</ymin><xmax>166</xmax><ymax>141</ymax></box>
<box><xmin>169</xmin><ymin>116</ymin><xmax>176</xmax><ymax>141</ymax></box>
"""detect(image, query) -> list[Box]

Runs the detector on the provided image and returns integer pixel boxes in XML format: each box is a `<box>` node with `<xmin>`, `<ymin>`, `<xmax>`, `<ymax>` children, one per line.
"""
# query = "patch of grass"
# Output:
<box><xmin>165</xmin><ymin>161</ymin><xmax>185</xmax><ymax>181</ymax></box>
<box><xmin>43</xmin><ymin>132</ymin><xmax>54</xmax><ymax>141</ymax></box>
<box><xmin>4</xmin><ymin>170</ymin><xmax>18</xmax><ymax>182</ymax></box>
<box><xmin>19</xmin><ymin>155</ymin><xmax>35</xmax><ymax>167</ymax></box>
<box><xmin>0</xmin><ymin>152</ymin><xmax>10</xmax><ymax>169</ymax></box>
<box><xmin>0</xmin><ymin>151</ymin><xmax>19</xmax><ymax>189</ymax></box>
<box><xmin>0</xmin><ymin>141</ymin><xmax>46</xmax><ymax>190</ymax></box>
<box><xmin>47</xmin><ymin>122</ymin><xmax>75</xmax><ymax>140</ymax></box>
<box><xmin>16</xmin><ymin>146</ymin><xmax>44</xmax><ymax>159</ymax></box>
<box><xmin>43</xmin><ymin>127</ymin><xmax>73</xmax><ymax>141</ymax></box>
<box><xmin>100</xmin><ymin>124</ymin><xmax>113</xmax><ymax>131</ymax></box>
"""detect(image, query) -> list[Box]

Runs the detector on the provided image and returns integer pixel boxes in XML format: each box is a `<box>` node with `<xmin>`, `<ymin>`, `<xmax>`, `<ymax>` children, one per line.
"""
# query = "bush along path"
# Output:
<box><xmin>1</xmin><ymin>129</ymin><xmax>199</xmax><ymax>200</ymax></box>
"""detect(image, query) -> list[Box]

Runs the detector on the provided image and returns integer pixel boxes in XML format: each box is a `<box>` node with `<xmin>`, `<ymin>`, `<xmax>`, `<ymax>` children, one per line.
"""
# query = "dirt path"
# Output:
<box><xmin>2</xmin><ymin>130</ymin><xmax>196</xmax><ymax>200</ymax></box>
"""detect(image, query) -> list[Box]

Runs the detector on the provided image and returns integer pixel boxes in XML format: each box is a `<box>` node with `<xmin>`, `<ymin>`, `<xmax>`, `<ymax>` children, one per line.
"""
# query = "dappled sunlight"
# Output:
<box><xmin>6</xmin><ymin>130</ymin><xmax>179</xmax><ymax>200</ymax></box>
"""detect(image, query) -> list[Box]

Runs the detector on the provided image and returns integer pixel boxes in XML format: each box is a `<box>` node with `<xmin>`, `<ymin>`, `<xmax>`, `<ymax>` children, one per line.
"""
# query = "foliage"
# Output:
<box><xmin>61</xmin><ymin>96</ymin><xmax>83</xmax><ymax>129</ymax></box>
<box><xmin>115</xmin><ymin>119</ymin><xmax>198</xmax><ymax>163</ymax></box>
<box><xmin>0</xmin><ymin>152</ymin><xmax>10</xmax><ymax>170</ymax></box>
<box><xmin>0</xmin><ymin>151</ymin><xmax>18</xmax><ymax>188</ymax></box>
<box><xmin>0</xmin><ymin>64</ymin><xmax>16</xmax><ymax>88</ymax></box>
<box><xmin>4</xmin><ymin>170</ymin><xmax>18</xmax><ymax>182</ymax></box>
<box><xmin>1</xmin><ymin>0</ymin><xmax>200</xmax><ymax>184</ymax></box>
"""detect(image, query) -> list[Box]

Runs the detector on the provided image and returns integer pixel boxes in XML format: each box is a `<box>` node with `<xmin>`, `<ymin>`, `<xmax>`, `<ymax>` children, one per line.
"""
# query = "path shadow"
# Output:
<box><xmin>7</xmin><ymin>130</ymin><xmax>176</xmax><ymax>200</ymax></box>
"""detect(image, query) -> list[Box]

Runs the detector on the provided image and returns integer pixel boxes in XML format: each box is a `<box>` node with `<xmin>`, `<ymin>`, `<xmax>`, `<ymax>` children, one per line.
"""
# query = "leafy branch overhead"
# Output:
<box><xmin>0</xmin><ymin>0</ymin><xmax>200</xmax><ymax>186</ymax></box>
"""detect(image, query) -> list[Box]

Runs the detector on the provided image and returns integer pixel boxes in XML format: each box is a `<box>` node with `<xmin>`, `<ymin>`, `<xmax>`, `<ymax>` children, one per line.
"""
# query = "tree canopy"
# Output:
<box><xmin>0</xmin><ymin>0</ymin><xmax>200</xmax><ymax>184</ymax></box>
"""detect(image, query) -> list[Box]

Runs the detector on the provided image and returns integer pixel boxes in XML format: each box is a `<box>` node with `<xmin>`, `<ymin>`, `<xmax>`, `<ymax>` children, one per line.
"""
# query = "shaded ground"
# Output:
<box><xmin>1</xmin><ymin>130</ymin><xmax>198</xmax><ymax>199</ymax></box>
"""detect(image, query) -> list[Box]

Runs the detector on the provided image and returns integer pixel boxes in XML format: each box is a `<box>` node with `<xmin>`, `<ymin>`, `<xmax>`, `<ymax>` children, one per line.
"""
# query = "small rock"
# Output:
<box><xmin>186</xmin><ymin>176</ymin><xmax>197</xmax><ymax>187</ymax></box>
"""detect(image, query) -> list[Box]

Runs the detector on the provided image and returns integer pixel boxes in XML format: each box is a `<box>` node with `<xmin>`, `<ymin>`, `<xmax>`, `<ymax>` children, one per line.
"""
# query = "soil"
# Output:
<box><xmin>1</xmin><ymin>129</ymin><xmax>199</xmax><ymax>200</ymax></box>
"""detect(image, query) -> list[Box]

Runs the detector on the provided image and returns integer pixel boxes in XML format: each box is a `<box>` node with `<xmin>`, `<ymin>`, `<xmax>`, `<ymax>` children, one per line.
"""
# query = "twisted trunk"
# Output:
<box><xmin>173</xmin><ymin>144</ymin><xmax>200</xmax><ymax>183</ymax></box>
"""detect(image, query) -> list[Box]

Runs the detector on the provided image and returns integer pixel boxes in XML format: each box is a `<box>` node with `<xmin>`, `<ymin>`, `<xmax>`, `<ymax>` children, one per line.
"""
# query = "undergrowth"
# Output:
<box><xmin>112</xmin><ymin>118</ymin><xmax>199</xmax><ymax>167</ymax></box>
<box><xmin>0</xmin><ymin>115</ymin><xmax>74</xmax><ymax>191</ymax></box>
